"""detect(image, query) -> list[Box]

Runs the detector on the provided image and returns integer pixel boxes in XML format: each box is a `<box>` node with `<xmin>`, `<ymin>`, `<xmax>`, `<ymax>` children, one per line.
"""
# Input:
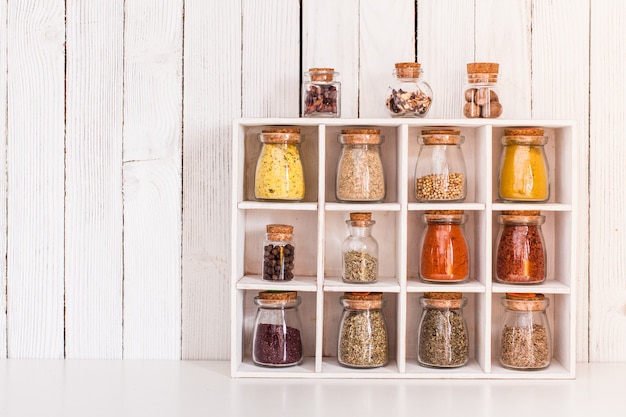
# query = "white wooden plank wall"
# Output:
<box><xmin>0</xmin><ymin>0</ymin><xmax>622</xmax><ymax>361</ymax></box>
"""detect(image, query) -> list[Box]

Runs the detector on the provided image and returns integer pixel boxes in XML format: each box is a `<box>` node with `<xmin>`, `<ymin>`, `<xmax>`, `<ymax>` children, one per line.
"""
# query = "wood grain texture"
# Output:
<box><xmin>182</xmin><ymin>1</ymin><xmax>241</xmax><ymax>360</ymax></box>
<box><xmin>6</xmin><ymin>1</ymin><xmax>65</xmax><ymax>358</ymax></box>
<box><xmin>0</xmin><ymin>0</ymin><xmax>6</xmax><ymax>359</ymax></box>
<box><xmin>65</xmin><ymin>0</ymin><xmax>124</xmax><ymax>359</ymax></box>
<box><xmin>532</xmin><ymin>0</ymin><xmax>590</xmax><ymax>362</ymax></box>
<box><xmin>123</xmin><ymin>0</ymin><xmax>183</xmax><ymax>359</ymax></box>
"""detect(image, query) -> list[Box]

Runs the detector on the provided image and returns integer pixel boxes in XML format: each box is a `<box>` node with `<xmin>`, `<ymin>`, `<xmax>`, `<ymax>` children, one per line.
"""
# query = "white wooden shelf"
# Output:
<box><xmin>231</xmin><ymin>118</ymin><xmax>577</xmax><ymax>379</ymax></box>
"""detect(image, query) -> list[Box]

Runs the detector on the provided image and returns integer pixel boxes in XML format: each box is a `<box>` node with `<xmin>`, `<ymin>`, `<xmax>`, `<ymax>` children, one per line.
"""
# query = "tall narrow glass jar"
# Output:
<box><xmin>415</xmin><ymin>129</ymin><xmax>467</xmax><ymax>202</ymax></box>
<box><xmin>342</xmin><ymin>212</ymin><xmax>379</xmax><ymax>284</ymax></box>
<box><xmin>386</xmin><ymin>62</ymin><xmax>433</xmax><ymax>118</ymax></box>
<box><xmin>336</xmin><ymin>129</ymin><xmax>385</xmax><ymax>202</ymax></box>
<box><xmin>495</xmin><ymin>211</ymin><xmax>546</xmax><ymax>284</ymax></box>
<box><xmin>463</xmin><ymin>62</ymin><xmax>503</xmax><ymax>118</ymax></box>
<box><xmin>302</xmin><ymin>67</ymin><xmax>340</xmax><ymax>117</ymax></box>
<box><xmin>499</xmin><ymin>293</ymin><xmax>552</xmax><ymax>370</ymax></box>
<box><xmin>252</xmin><ymin>291</ymin><xmax>304</xmax><ymax>367</ymax></box>
<box><xmin>254</xmin><ymin>128</ymin><xmax>305</xmax><ymax>201</ymax></box>
<box><xmin>498</xmin><ymin>128</ymin><xmax>550</xmax><ymax>202</ymax></box>
<box><xmin>418</xmin><ymin>292</ymin><xmax>469</xmax><ymax>368</ymax></box>
<box><xmin>338</xmin><ymin>292</ymin><xmax>388</xmax><ymax>368</ymax></box>
<box><xmin>419</xmin><ymin>210</ymin><xmax>470</xmax><ymax>282</ymax></box>
<box><xmin>262</xmin><ymin>224</ymin><xmax>295</xmax><ymax>281</ymax></box>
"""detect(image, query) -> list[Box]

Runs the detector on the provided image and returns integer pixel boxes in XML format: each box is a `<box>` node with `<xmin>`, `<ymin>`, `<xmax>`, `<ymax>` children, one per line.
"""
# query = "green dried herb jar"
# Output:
<box><xmin>341</xmin><ymin>212</ymin><xmax>378</xmax><ymax>284</ymax></box>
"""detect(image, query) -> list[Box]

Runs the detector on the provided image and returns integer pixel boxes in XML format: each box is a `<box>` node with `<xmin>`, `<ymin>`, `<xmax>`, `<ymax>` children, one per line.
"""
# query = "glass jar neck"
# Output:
<box><xmin>347</xmin><ymin>224</ymin><xmax>373</xmax><ymax>237</ymax></box>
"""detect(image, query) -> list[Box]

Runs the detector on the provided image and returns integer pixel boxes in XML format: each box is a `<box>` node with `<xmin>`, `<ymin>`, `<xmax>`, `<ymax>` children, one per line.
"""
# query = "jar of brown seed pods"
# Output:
<box><xmin>462</xmin><ymin>62</ymin><xmax>503</xmax><ymax>118</ymax></box>
<box><xmin>302</xmin><ymin>67</ymin><xmax>341</xmax><ymax>117</ymax></box>
<box><xmin>386</xmin><ymin>62</ymin><xmax>433</xmax><ymax>118</ymax></box>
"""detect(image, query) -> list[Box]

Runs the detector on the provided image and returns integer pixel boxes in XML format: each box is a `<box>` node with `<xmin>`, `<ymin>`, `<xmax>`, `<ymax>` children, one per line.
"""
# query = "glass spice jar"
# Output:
<box><xmin>254</xmin><ymin>128</ymin><xmax>305</xmax><ymax>201</ymax></box>
<box><xmin>342</xmin><ymin>212</ymin><xmax>379</xmax><ymax>284</ymax></box>
<box><xmin>463</xmin><ymin>62</ymin><xmax>503</xmax><ymax>118</ymax></box>
<box><xmin>419</xmin><ymin>210</ymin><xmax>470</xmax><ymax>282</ymax></box>
<box><xmin>415</xmin><ymin>129</ymin><xmax>467</xmax><ymax>202</ymax></box>
<box><xmin>336</xmin><ymin>129</ymin><xmax>386</xmax><ymax>202</ymax></box>
<box><xmin>499</xmin><ymin>293</ymin><xmax>552</xmax><ymax>370</ymax></box>
<box><xmin>252</xmin><ymin>291</ymin><xmax>304</xmax><ymax>367</ymax></box>
<box><xmin>495</xmin><ymin>211</ymin><xmax>546</xmax><ymax>284</ymax></box>
<box><xmin>262</xmin><ymin>224</ymin><xmax>295</xmax><ymax>281</ymax></box>
<box><xmin>498</xmin><ymin>128</ymin><xmax>550</xmax><ymax>202</ymax></box>
<box><xmin>338</xmin><ymin>292</ymin><xmax>389</xmax><ymax>368</ymax></box>
<box><xmin>302</xmin><ymin>67</ymin><xmax>341</xmax><ymax>117</ymax></box>
<box><xmin>385</xmin><ymin>62</ymin><xmax>433</xmax><ymax>118</ymax></box>
<box><xmin>417</xmin><ymin>292</ymin><xmax>469</xmax><ymax>368</ymax></box>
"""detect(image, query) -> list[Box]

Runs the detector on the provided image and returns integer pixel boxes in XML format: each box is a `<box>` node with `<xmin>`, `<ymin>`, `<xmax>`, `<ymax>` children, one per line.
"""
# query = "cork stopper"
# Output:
<box><xmin>423</xmin><ymin>210</ymin><xmax>465</xmax><ymax>223</ymax></box>
<box><xmin>500</xmin><ymin>211</ymin><xmax>544</xmax><ymax>224</ymax></box>
<box><xmin>502</xmin><ymin>127</ymin><xmax>547</xmax><ymax>146</ymax></box>
<box><xmin>467</xmin><ymin>62</ymin><xmax>499</xmax><ymax>83</ymax></box>
<box><xmin>348</xmin><ymin>212</ymin><xmax>374</xmax><ymax>227</ymax></box>
<box><xmin>307</xmin><ymin>67</ymin><xmax>336</xmax><ymax>82</ymax></box>
<box><xmin>423</xmin><ymin>292</ymin><xmax>464</xmax><ymax>309</ymax></box>
<box><xmin>260</xmin><ymin>128</ymin><xmax>301</xmax><ymax>144</ymax></box>
<box><xmin>504</xmin><ymin>293</ymin><xmax>549</xmax><ymax>311</ymax></box>
<box><xmin>342</xmin><ymin>292</ymin><xmax>384</xmax><ymax>310</ymax></box>
<box><xmin>394</xmin><ymin>62</ymin><xmax>421</xmax><ymax>78</ymax></box>
<box><xmin>504</xmin><ymin>128</ymin><xmax>544</xmax><ymax>136</ymax></box>
<box><xmin>257</xmin><ymin>290</ymin><xmax>298</xmax><ymax>305</ymax></box>
<box><xmin>420</xmin><ymin>128</ymin><xmax>462</xmax><ymax>145</ymax></box>
<box><xmin>266</xmin><ymin>224</ymin><xmax>294</xmax><ymax>241</ymax></box>
<box><xmin>340</xmin><ymin>128</ymin><xmax>382</xmax><ymax>144</ymax></box>
<box><xmin>502</xmin><ymin>210</ymin><xmax>541</xmax><ymax>216</ymax></box>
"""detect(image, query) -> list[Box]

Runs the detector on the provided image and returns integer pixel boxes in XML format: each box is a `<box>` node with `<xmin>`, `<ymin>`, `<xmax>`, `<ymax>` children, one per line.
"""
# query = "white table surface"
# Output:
<box><xmin>0</xmin><ymin>360</ymin><xmax>624</xmax><ymax>417</ymax></box>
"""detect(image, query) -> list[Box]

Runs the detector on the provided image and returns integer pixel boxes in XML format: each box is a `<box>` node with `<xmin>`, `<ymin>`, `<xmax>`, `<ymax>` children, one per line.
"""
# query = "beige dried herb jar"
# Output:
<box><xmin>336</xmin><ymin>129</ymin><xmax>386</xmax><ymax>202</ymax></box>
<box><xmin>341</xmin><ymin>213</ymin><xmax>379</xmax><ymax>284</ymax></box>
<box><xmin>302</xmin><ymin>67</ymin><xmax>341</xmax><ymax>117</ymax></box>
<box><xmin>499</xmin><ymin>293</ymin><xmax>552</xmax><ymax>370</ymax></box>
<box><xmin>463</xmin><ymin>62</ymin><xmax>502</xmax><ymax>118</ymax></box>
<box><xmin>386</xmin><ymin>62</ymin><xmax>433</xmax><ymax>118</ymax></box>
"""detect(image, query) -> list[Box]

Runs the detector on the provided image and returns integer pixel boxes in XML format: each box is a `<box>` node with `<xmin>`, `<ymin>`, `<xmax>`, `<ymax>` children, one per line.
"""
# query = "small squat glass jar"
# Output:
<box><xmin>336</xmin><ymin>129</ymin><xmax>385</xmax><ymax>202</ymax></box>
<box><xmin>418</xmin><ymin>292</ymin><xmax>469</xmax><ymax>368</ymax></box>
<box><xmin>498</xmin><ymin>128</ymin><xmax>550</xmax><ymax>202</ymax></box>
<box><xmin>499</xmin><ymin>293</ymin><xmax>552</xmax><ymax>370</ymax></box>
<box><xmin>385</xmin><ymin>62</ymin><xmax>433</xmax><ymax>118</ymax></box>
<box><xmin>342</xmin><ymin>212</ymin><xmax>379</xmax><ymax>284</ymax></box>
<box><xmin>419</xmin><ymin>210</ymin><xmax>470</xmax><ymax>283</ymax></box>
<box><xmin>254</xmin><ymin>128</ymin><xmax>305</xmax><ymax>201</ymax></box>
<box><xmin>262</xmin><ymin>224</ymin><xmax>295</xmax><ymax>281</ymax></box>
<box><xmin>302</xmin><ymin>67</ymin><xmax>341</xmax><ymax>117</ymax></box>
<box><xmin>415</xmin><ymin>129</ymin><xmax>467</xmax><ymax>202</ymax></box>
<box><xmin>495</xmin><ymin>211</ymin><xmax>546</xmax><ymax>284</ymax></box>
<box><xmin>252</xmin><ymin>291</ymin><xmax>304</xmax><ymax>367</ymax></box>
<box><xmin>463</xmin><ymin>62</ymin><xmax>503</xmax><ymax>118</ymax></box>
<box><xmin>338</xmin><ymin>292</ymin><xmax>389</xmax><ymax>368</ymax></box>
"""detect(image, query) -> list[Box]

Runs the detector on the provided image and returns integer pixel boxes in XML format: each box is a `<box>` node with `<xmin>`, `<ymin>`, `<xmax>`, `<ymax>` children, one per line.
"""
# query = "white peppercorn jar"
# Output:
<box><xmin>262</xmin><ymin>224</ymin><xmax>295</xmax><ymax>281</ymax></box>
<box><xmin>414</xmin><ymin>129</ymin><xmax>467</xmax><ymax>202</ymax></box>
<box><xmin>499</xmin><ymin>293</ymin><xmax>552</xmax><ymax>370</ymax></box>
<box><xmin>463</xmin><ymin>62</ymin><xmax>503</xmax><ymax>118</ymax></box>
<box><xmin>302</xmin><ymin>67</ymin><xmax>341</xmax><ymax>117</ymax></box>
<box><xmin>385</xmin><ymin>62</ymin><xmax>433</xmax><ymax>118</ymax></box>
<box><xmin>342</xmin><ymin>212</ymin><xmax>379</xmax><ymax>284</ymax></box>
<box><xmin>338</xmin><ymin>292</ymin><xmax>389</xmax><ymax>369</ymax></box>
<box><xmin>336</xmin><ymin>129</ymin><xmax>386</xmax><ymax>202</ymax></box>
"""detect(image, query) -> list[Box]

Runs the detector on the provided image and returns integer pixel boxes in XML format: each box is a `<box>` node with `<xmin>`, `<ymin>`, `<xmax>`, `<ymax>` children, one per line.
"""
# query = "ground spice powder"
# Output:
<box><xmin>420</xmin><ymin>211</ymin><xmax>469</xmax><ymax>282</ymax></box>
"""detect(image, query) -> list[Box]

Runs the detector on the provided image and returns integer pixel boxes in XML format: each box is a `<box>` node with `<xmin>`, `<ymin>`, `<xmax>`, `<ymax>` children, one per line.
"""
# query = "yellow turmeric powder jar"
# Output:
<box><xmin>254</xmin><ymin>128</ymin><xmax>305</xmax><ymax>201</ymax></box>
<box><xmin>498</xmin><ymin>128</ymin><xmax>549</xmax><ymax>202</ymax></box>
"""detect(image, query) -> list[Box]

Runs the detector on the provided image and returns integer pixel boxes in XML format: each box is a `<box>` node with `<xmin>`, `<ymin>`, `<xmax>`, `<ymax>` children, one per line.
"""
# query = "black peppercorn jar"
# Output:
<box><xmin>302</xmin><ymin>67</ymin><xmax>341</xmax><ymax>117</ymax></box>
<box><xmin>338</xmin><ymin>292</ymin><xmax>388</xmax><ymax>368</ymax></box>
<box><xmin>385</xmin><ymin>62</ymin><xmax>433</xmax><ymax>118</ymax></box>
<box><xmin>499</xmin><ymin>293</ymin><xmax>552</xmax><ymax>370</ymax></box>
<box><xmin>262</xmin><ymin>224</ymin><xmax>295</xmax><ymax>281</ymax></box>
<box><xmin>342</xmin><ymin>212</ymin><xmax>379</xmax><ymax>284</ymax></box>
<box><xmin>252</xmin><ymin>291</ymin><xmax>304</xmax><ymax>367</ymax></box>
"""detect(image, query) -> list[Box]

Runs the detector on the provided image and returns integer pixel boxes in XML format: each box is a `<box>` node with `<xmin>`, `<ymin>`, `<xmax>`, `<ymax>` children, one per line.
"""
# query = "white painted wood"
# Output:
<box><xmin>0</xmin><ymin>0</ymin><xmax>6</xmax><ymax>359</ymax></box>
<box><xmin>182</xmin><ymin>1</ymin><xmax>241</xmax><ymax>360</ymax></box>
<box><xmin>122</xmin><ymin>0</ymin><xmax>182</xmax><ymax>359</ymax></box>
<box><xmin>6</xmin><ymin>1</ymin><xmax>65</xmax><ymax>358</ymax></box>
<box><xmin>65</xmin><ymin>0</ymin><xmax>124</xmax><ymax>359</ymax></box>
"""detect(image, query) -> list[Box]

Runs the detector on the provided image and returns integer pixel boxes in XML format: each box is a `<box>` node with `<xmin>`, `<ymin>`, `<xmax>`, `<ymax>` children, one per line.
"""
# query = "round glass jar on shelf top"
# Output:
<box><xmin>338</xmin><ymin>292</ymin><xmax>389</xmax><ymax>369</ymax></box>
<box><xmin>254</xmin><ymin>128</ymin><xmax>305</xmax><ymax>201</ymax></box>
<box><xmin>385</xmin><ymin>62</ymin><xmax>433</xmax><ymax>118</ymax></box>
<box><xmin>302</xmin><ymin>67</ymin><xmax>340</xmax><ymax>117</ymax></box>
<box><xmin>499</xmin><ymin>293</ymin><xmax>552</xmax><ymax>370</ymax></box>
<box><xmin>342</xmin><ymin>213</ymin><xmax>379</xmax><ymax>284</ymax></box>
<box><xmin>417</xmin><ymin>292</ymin><xmax>469</xmax><ymax>368</ymax></box>
<box><xmin>252</xmin><ymin>291</ymin><xmax>304</xmax><ymax>367</ymax></box>
<box><xmin>336</xmin><ymin>129</ymin><xmax>385</xmax><ymax>202</ymax></box>
<box><xmin>419</xmin><ymin>210</ymin><xmax>470</xmax><ymax>283</ymax></box>
<box><xmin>495</xmin><ymin>211</ymin><xmax>546</xmax><ymax>284</ymax></box>
<box><xmin>262</xmin><ymin>224</ymin><xmax>295</xmax><ymax>281</ymax></box>
<box><xmin>498</xmin><ymin>128</ymin><xmax>550</xmax><ymax>202</ymax></box>
<box><xmin>414</xmin><ymin>129</ymin><xmax>467</xmax><ymax>202</ymax></box>
<box><xmin>463</xmin><ymin>62</ymin><xmax>503</xmax><ymax>118</ymax></box>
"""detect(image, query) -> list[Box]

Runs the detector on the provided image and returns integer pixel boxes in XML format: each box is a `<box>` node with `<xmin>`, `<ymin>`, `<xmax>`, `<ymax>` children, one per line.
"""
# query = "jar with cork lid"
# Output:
<box><xmin>385</xmin><ymin>62</ymin><xmax>433</xmax><ymax>118</ymax></box>
<box><xmin>498</xmin><ymin>128</ymin><xmax>550</xmax><ymax>202</ymax></box>
<box><xmin>342</xmin><ymin>212</ymin><xmax>379</xmax><ymax>284</ymax></box>
<box><xmin>254</xmin><ymin>128</ymin><xmax>305</xmax><ymax>201</ymax></box>
<box><xmin>252</xmin><ymin>291</ymin><xmax>304</xmax><ymax>367</ymax></box>
<box><xmin>302</xmin><ymin>67</ymin><xmax>340</xmax><ymax>117</ymax></box>
<box><xmin>414</xmin><ymin>129</ymin><xmax>467</xmax><ymax>202</ymax></box>
<box><xmin>336</xmin><ymin>129</ymin><xmax>386</xmax><ymax>202</ymax></box>
<box><xmin>499</xmin><ymin>293</ymin><xmax>552</xmax><ymax>370</ymax></box>
<box><xmin>463</xmin><ymin>62</ymin><xmax>503</xmax><ymax>118</ymax></box>
<box><xmin>262</xmin><ymin>224</ymin><xmax>295</xmax><ymax>281</ymax></box>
